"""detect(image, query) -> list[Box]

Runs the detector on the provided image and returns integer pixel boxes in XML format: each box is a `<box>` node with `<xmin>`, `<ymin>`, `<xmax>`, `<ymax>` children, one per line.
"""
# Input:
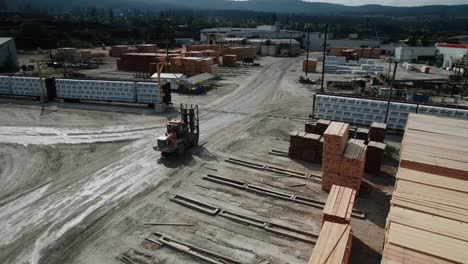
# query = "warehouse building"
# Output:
<box><xmin>200</xmin><ymin>24</ymin><xmax>308</xmax><ymax>44</ymax></box>
<box><xmin>249</xmin><ymin>39</ymin><xmax>301</xmax><ymax>57</ymax></box>
<box><xmin>436</xmin><ymin>43</ymin><xmax>468</xmax><ymax>61</ymax></box>
<box><xmin>394</xmin><ymin>46</ymin><xmax>436</xmax><ymax>63</ymax></box>
<box><xmin>0</xmin><ymin>38</ymin><xmax>19</xmax><ymax>72</ymax></box>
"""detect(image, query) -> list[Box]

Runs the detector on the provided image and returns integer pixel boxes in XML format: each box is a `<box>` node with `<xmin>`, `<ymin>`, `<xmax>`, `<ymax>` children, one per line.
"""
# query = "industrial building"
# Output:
<box><xmin>436</xmin><ymin>43</ymin><xmax>468</xmax><ymax>61</ymax></box>
<box><xmin>307</xmin><ymin>37</ymin><xmax>381</xmax><ymax>51</ymax></box>
<box><xmin>394</xmin><ymin>46</ymin><xmax>436</xmax><ymax>63</ymax></box>
<box><xmin>248</xmin><ymin>39</ymin><xmax>301</xmax><ymax>56</ymax></box>
<box><xmin>200</xmin><ymin>24</ymin><xmax>308</xmax><ymax>44</ymax></box>
<box><xmin>0</xmin><ymin>38</ymin><xmax>19</xmax><ymax>72</ymax></box>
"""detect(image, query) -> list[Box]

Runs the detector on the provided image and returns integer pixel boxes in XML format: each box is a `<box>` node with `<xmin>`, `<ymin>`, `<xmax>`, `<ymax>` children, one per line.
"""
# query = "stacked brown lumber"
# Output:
<box><xmin>222</xmin><ymin>55</ymin><xmax>238</xmax><ymax>67</ymax></box>
<box><xmin>117</xmin><ymin>53</ymin><xmax>160</xmax><ymax>73</ymax></box>
<box><xmin>136</xmin><ymin>44</ymin><xmax>157</xmax><ymax>53</ymax></box>
<box><xmin>365</xmin><ymin>141</ymin><xmax>386</xmax><ymax>173</ymax></box>
<box><xmin>224</xmin><ymin>47</ymin><xmax>257</xmax><ymax>59</ymax></box>
<box><xmin>308</xmin><ymin>221</ymin><xmax>353</xmax><ymax>264</ymax></box>
<box><xmin>303</xmin><ymin>59</ymin><xmax>318</xmax><ymax>73</ymax></box>
<box><xmin>168</xmin><ymin>57</ymin><xmax>219</xmax><ymax>76</ymax></box>
<box><xmin>323</xmin><ymin>185</ymin><xmax>356</xmax><ymax>225</ymax></box>
<box><xmin>355</xmin><ymin>128</ymin><xmax>369</xmax><ymax>142</ymax></box>
<box><xmin>316</xmin><ymin>119</ymin><xmax>331</xmax><ymax>136</ymax></box>
<box><xmin>322</xmin><ymin>122</ymin><xmax>349</xmax><ymax>191</ymax></box>
<box><xmin>289</xmin><ymin>131</ymin><xmax>322</xmax><ymax>163</ymax></box>
<box><xmin>348</xmin><ymin>126</ymin><xmax>357</xmax><ymax>139</ymax></box>
<box><xmin>369</xmin><ymin>122</ymin><xmax>387</xmax><ymax>142</ymax></box>
<box><xmin>186</xmin><ymin>44</ymin><xmax>220</xmax><ymax>52</ymax></box>
<box><xmin>110</xmin><ymin>45</ymin><xmax>137</xmax><ymax>58</ymax></box>
<box><xmin>305</xmin><ymin>121</ymin><xmax>318</xmax><ymax>134</ymax></box>
<box><xmin>382</xmin><ymin>114</ymin><xmax>468</xmax><ymax>264</ymax></box>
<box><xmin>339</xmin><ymin>139</ymin><xmax>366</xmax><ymax>192</ymax></box>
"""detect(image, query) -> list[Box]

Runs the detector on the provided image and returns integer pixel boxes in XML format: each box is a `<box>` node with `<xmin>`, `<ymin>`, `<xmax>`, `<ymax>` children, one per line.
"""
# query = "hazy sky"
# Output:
<box><xmin>303</xmin><ymin>0</ymin><xmax>468</xmax><ymax>6</ymax></box>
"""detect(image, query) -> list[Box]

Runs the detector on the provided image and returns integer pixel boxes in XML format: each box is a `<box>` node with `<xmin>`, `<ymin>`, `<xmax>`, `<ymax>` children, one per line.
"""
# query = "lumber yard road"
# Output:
<box><xmin>0</xmin><ymin>56</ymin><xmax>314</xmax><ymax>264</ymax></box>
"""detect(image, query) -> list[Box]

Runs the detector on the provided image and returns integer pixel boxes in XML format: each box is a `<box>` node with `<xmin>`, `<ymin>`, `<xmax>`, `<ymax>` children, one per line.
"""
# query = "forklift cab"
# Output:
<box><xmin>167</xmin><ymin>120</ymin><xmax>186</xmax><ymax>138</ymax></box>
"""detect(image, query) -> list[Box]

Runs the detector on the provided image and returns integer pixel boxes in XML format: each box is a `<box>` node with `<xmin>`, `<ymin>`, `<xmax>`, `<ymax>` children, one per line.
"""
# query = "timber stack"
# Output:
<box><xmin>365</xmin><ymin>141</ymin><xmax>386</xmax><ymax>173</ymax></box>
<box><xmin>381</xmin><ymin>114</ymin><xmax>468</xmax><ymax>264</ymax></box>
<box><xmin>322</xmin><ymin>185</ymin><xmax>356</xmax><ymax>225</ymax></box>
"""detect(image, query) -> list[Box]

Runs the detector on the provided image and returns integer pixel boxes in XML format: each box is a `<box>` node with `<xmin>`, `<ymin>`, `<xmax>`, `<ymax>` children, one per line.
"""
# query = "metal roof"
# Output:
<box><xmin>0</xmin><ymin>37</ymin><xmax>13</xmax><ymax>46</ymax></box>
<box><xmin>151</xmin><ymin>73</ymin><xmax>185</xmax><ymax>80</ymax></box>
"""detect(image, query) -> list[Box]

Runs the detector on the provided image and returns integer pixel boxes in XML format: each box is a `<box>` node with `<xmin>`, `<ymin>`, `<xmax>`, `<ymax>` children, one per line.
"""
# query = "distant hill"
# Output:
<box><xmin>5</xmin><ymin>0</ymin><xmax>468</xmax><ymax>16</ymax></box>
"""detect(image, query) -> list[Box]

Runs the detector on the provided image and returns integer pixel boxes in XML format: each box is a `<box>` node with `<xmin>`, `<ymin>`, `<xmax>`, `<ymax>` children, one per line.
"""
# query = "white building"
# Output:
<box><xmin>0</xmin><ymin>38</ymin><xmax>18</xmax><ymax>72</ymax></box>
<box><xmin>248</xmin><ymin>39</ymin><xmax>301</xmax><ymax>56</ymax></box>
<box><xmin>200</xmin><ymin>25</ymin><xmax>307</xmax><ymax>44</ymax></box>
<box><xmin>394</xmin><ymin>46</ymin><xmax>436</xmax><ymax>63</ymax></box>
<box><xmin>436</xmin><ymin>43</ymin><xmax>468</xmax><ymax>61</ymax></box>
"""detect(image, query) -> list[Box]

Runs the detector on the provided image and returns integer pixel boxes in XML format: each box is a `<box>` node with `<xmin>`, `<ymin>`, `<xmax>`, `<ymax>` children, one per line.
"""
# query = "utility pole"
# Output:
<box><xmin>320</xmin><ymin>24</ymin><xmax>328</xmax><ymax>93</ymax></box>
<box><xmin>384</xmin><ymin>59</ymin><xmax>398</xmax><ymax>123</ymax></box>
<box><xmin>305</xmin><ymin>31</ymin><xmax>310</xmax><ymax>79</ymax></box>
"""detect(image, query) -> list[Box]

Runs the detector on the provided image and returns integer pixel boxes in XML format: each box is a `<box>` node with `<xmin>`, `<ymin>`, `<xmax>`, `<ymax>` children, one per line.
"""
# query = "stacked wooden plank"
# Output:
<box><xmin>323</xmin><ymin>185</ymin><xmax>356</xmax><ymax>225</ymax></box>
<box><xmin>365</xmin><ymin>141</ymin><xmax>386</xmax><ymax>173</ymax></box>
<box><xmin>305</xmin><ymin>121</ymin><xmax>318</xmax><ymax>134</ymax></box>
<box><xmin>303</xmin><ymin>59</ymin><xmax>318</xmax><ymax>73</ymax></box>
<box><xmin>186</xmin><ymin>44</ymin><xmax>220</xmax><ymax>52</ymax></box>
<box><xmin>308</xmin><ymin>221</ymin><xmax>353</xmax><ymax>264</ymax></box>
<box><xmin>369</xmin><ymin>122</ymin><xmax>387</xmax><ymax>142</ymax></box>
<box><xmin>224</xmin><ymin>47</ymin><xmax>257</xmax><ymax>59</ymax></box>
<box><xmin>222</xmin><ymin>55</ymin><xmax>238</xmax><ymax>67</ymax></box>
<box><xmin>117</xmin><ymin>53</ymin><xmax>159</xmax><ymax>73</ymax></box>
<box><xmin>136</xmin><ymin>44</ymin><xmax>157</xmax><ymax>53</ymax></box>
<box><xmin>316</xmin><ymin>119</ymin><xmax>331</xmax><ymax>136</ymax></box>
<box><xmin>289</xmin><ymin>131</ymin><xmax>322</xmax><ymax>163</ymax></box>
<box><xmin>382</xmin><ymin>114</ymin><xmax>468</xmax><ymax>264</ymax></box>
<box><xmin>340</xmin><ymin>139</ymin><xmax>367</xmax><ymax>192</ymax></box>
<box><xmin>355</xmin><ymin>128</ymin><xmax>369</xmax><ymax>142</ymax></box>
<box><xmin>322</xmin><ymin>122</ymin><xmax>349</xmax><ymax>191</ymax></box>
<box><xmin>168</xmin><ymin>57</ymin><xmax>219</xmax><ymax>76</ymax></box>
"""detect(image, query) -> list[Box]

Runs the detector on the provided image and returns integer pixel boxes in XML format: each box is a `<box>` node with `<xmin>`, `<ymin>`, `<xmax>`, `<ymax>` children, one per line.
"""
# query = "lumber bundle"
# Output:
<box><xmin>365</xmin><ymin>141</ymin><xmax>386</xmax><ymax>173</ymax></box>
<box><xmin>339</xmin><ymin>139</ymin><xmax>366</xmax><ymax>192</ymax></box>
<box><xmin>224</xmin><ymin>47</ymin><xmax>257</xmax><ymax>59</ymax></box>
<box><xmin>186</xmin><ymin>44</ymin><xmax>220</xmax><ymax>52</ymax></box>
<box><xmin>289</xmin><ymin>131</ymin><xmax>323</xmax><ymax>163</ymax></box>
<box><xmin>136</xmin><ymin>44</ymin><xmax>157</xmax><ymax>53</ymax></box>
<box><xmin>305</xmin><ymin>121</ymin><xmax>318</xmax><ymax>134</ymax></box>
<box><xmin>355</xmin><ymin>128</ymin><xmax>369</xmax><ymax>142</ymax></box>
<box><xmin>316</xmin><ymin>119</ymin><xmax>331</xmax><ymax>136</ymax></box>
<box><xmin>117</xmin><ymin>53</ymin><xmax>160</xmax><ymax>73</ymax></box>
<box><xmin>382</xmin><ymin>114</ymin><xmax>468</xmax><ymax>264</ymax></box>
<box><xmin>110</xmin><ymin>45</ymin><xmax>137</xmax><ymax>58</ymax></box>
<box><xmin>308</xmin><ymin>221</ymin><xmax>353</xmax><ymax>264</ymax></box>
<box><xmin>323</xmin><ymin>185</ymin><xmax>356</xmax><ymax>224</ymax></box>
<box><xmin>169</xmin><ymin>57</ymin><xmax>219</xmax><ymax>76</ymax></box>
<box><xmin>222</xmin><ymin>55</ymin><xmax>238</xmax><ymax>67</ymax></box>
<box><xmin>369</xmin><ymin>122</ymin><xmax>387</xmax><ymax>143</ymax></box>
<box><xmin>303</xmin><ymin>59</ymin><xmax>318</xmax><ymax>73</ymax></box>
<box><xmin>400</xmin><ymin>114</ymin><xmax>468</xmax><ymax>179</ymax></box>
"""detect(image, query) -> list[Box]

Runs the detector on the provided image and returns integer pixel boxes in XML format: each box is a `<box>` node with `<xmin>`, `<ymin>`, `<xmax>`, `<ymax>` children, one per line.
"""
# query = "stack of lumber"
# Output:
<box><xmin>308</xmin><ymin>221</ymin><xmax>353</xmax><ymax>264</ymax></box>
<box><xmin>369</xmin><ymin>122</ymin><xmax>387</xmax><ymax>142</ymax></box>
<box><xmin>169</xmin><ymin>57</ymin><xmax>219</xmax><ymax>76</ymax></box>
<box><xmin>201</xmin><ymin>50</ymin><xmax>220</xmax><ymax>64</ymax></box>
<box><xmin>365</xmin><ymin>141</ymin><xmax>386</xmax><ymax>173</ymax></box>
<box><xmin>355</xmin><ymin>128</ymin><xmax>369</xmax><ymax>142</ymax></box>
<box><xmin>184</xmin><ymin>51</ymin><xmax>204</xmax><ymax>57</ymax></box>
<box><xmin>322</xmin><ymin>122</ymin><xmax>349</xmax><ymax>191</ymax></box>
<box><xmin>317</xmin><ymin>119</ymin><xmax>331</xmax><ymax>136</ymax></box>
<box><xmin>339</xmin><ymin>139</ymin><xmax>367</xmax><ymax>192</ymax></box>
<box><xmin>136</xmin><ymin>44</ymin><xmax>157</xmax><ymax>53</ymax></box>
<box><xmin>186</xmin><ymin>44</ymin><xmax>220</xmax><ymax>52</ymax></box>
<box><xmin>224</xmin><ymin>47</ymin><xmax>257</xmax><ymax>59</ymax></box>
<box><xmin>399</xmin><ymin>114</ymin><xmax>468</xmax><ymax>178</ymax></box>
<box><xmin>222</xmin><ymin>55</ymin><xmax>238</xmax><ymax>67</ymax></box>
<box><xmin>381</xmin><ymin>114</ymin><xmax>468</xmax><ymax>264</ymax></box>
<box><xmin>117</xmin><ymin>53</ymin><xmax>160</xmax><ymax>73</ymax></box>
<box><xmin>303</xmin><ymin>59</ymin><xmax>318</xmax><ymax>73</ymax></box>
<box><xmin>289</xmin><ymin>131</ymin><xmax>322</xmax><ymax>163</ymax></box>
<box><xmin>305</xmin><ymin>121</ymin><xmax>318</xmax><ymax>134</ymax></box>
<box><xmin>323</xmin><ymin>185</ymin><xmax>356</xmax><ymax>225</ymax></box>
<box><xmin>110</xmin><ymin>45</ymin><xmax>137</xmax><ymax>58</ymax></box>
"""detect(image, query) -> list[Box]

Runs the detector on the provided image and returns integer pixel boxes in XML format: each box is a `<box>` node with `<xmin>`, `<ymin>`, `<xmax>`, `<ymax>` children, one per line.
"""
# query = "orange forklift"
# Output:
<box><xmin>154</xmin><ymin>104</ymin><xmax>199</xmax><ymax>157</ymax></box>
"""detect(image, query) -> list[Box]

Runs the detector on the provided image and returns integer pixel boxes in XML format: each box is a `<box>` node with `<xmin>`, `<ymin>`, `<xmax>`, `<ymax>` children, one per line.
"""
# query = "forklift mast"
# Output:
<box><xmin>180</xmin><ymin>104</ymin><xmax>199</xmax><ymax>136</ymax></box>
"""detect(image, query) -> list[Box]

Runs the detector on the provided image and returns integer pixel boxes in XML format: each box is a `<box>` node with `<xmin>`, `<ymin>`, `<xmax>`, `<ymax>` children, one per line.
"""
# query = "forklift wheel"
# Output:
<box><xmin>177</xmin><ymin>143</ymin><xmax>185</xmax><ymax>156</ymax></box>
<box><xmin>161</xmin><ymin>152</ymin><xmax>170</xmax><ymax>158</ymax></box>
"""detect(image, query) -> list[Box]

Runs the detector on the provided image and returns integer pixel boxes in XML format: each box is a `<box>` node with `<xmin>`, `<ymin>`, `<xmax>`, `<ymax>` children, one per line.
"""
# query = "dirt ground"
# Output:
<box><xmin>0</xmin><ymin>56</ymin><xmax>397</xmax><ymax>264</ymax></box>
